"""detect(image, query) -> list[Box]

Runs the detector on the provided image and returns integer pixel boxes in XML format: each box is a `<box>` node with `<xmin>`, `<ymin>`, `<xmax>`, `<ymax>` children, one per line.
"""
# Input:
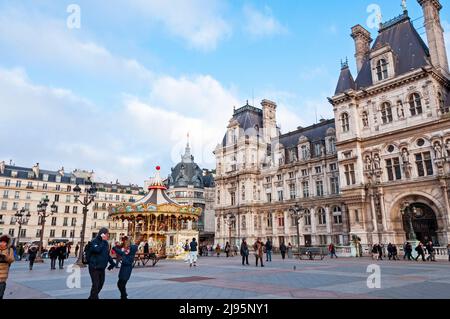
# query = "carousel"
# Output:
<box><xmin>109</xmin><ymin>166</ymin><xmax>202</xmax><ymax>258</ymax></box>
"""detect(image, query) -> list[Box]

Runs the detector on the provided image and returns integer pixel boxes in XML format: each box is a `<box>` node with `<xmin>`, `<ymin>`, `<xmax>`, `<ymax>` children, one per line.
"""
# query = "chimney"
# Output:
<box><xmin>418</xmin><ymin>0</ymin><xmax>449</xmax><ymax>74</ymax></box>
<box><xmin>351</xmin><ymin>25</ymin><xmax>373</xmax><ymax>73</ymax></box>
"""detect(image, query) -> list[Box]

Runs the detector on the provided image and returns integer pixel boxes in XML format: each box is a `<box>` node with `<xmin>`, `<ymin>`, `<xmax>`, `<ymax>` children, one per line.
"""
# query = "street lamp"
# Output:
<box><xmin>225</xmin><ymin>214</ymin><xmax>236</xmax><ymax>247</ymax></box>
<box><xmin>289</xmin><ymin>204</ymin><xmax>304</xmax><ymax>254</ymax></box>
<box><xmin>35</xmin><ymin>196</ymin><xmax>58</xmax><ymax>263</ymax></box>
<box><xmin>12</xmin><ymin>207</ymin><xmax>31</xmax><ymax>247</ymax></box>
<box><xmin>73</xmin><ymin>178</ymin><xmax>97</xmax><ymax>266</ymax></box>
<box><xmin>401</xmin><ymin>201</ymin><xmax>420</xmax><ymax>241</ymax></box>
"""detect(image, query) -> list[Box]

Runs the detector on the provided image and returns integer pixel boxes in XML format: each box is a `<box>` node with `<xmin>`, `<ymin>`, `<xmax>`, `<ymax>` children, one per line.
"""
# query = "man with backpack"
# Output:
<box><xmin>86</xmin><ymin>228</ymin><xmax>116</xmax><ymax>299</ymax></box>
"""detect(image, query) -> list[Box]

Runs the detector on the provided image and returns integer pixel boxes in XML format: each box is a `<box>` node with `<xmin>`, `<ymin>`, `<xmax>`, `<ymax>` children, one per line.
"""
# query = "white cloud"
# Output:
<box><xmin>0</xmin><ymin>67</ymin><xmax>240</xmax><ymax>184</ymax></box>
<box><xmin>243</xmin><ymin>5</ymin><xmax>288</xmax><ymax>38</ymax></box>
<box><xmin>0</xmin><ymin>8</ymin><xmax>154</xmax><ymax>87</ymax></box>
<box><xmin>127</xmin><ymin>0</ymin><xmax>231</xmax><ymax>51</ymax></box>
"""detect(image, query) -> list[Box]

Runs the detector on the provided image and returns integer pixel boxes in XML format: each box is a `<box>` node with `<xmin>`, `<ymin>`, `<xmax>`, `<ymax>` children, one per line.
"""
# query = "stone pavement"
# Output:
<box><xmin>3</xmin><ymin>255</ymin><xmax>450</xmax><ymax>299</ymax></box>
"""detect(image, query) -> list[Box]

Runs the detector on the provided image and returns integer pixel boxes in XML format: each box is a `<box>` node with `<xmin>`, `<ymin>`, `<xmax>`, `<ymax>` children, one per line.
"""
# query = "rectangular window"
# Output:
<box><xmin>14</xmin><ymin>191</ymin><xmax>20</xmax><ymax>199</ymax></box>
<box><xmin>0</xmin><ymin>202</ymin><xmax>6</xmax><ymax>210</ymax></box>
<box><xmin>8</xmin><ymin>229</ymin><xmax>14</xmax><ymax>237</ymax></box>
<box><xmin>301</xmin><ymin>145</ymin><xmax>308</xmax><ymax>160</ymax></box>
<box><xmin>265</xmin><ymin>176</ymin><xmax>271</xmax><ymax>183</ymax></box>
<box><xmin>66</xmin><ymin>195</ymin><xmax>71</xmax><ymax>203</ymax></box>
<box><xmin>65</xmin><ymin>206</ymin><xmax>70</xmax><ymax>214</ymax></box>
<box><xmin>315</xmin><ymin>166</ymin><xmax>322</xmax><ymax>174</ymax></box>
<box><xmin>42</xmin><ymin>183</ymin><xmax>48</xmax><ymax>190</ymax></box>
<box><xmin>278</xmin><ymin>217</ymin><xmax>284</xmax><ymax>227</ymax></box>
<box><xmin>304</xmin><ymin>213</ymin><xmax>311</xmax><ymax>226</ymax></box>
<box><xmin>334</xmin><ymin>214</ymin><xmax>342</xmax><ymax>224</ymax></box>
<box><xmin>73</xmin><ymin>206</ymin><xmax>78</xmax><ymax>214</ymax></box>
<box><xmin>12</xmin><ymin>202</ymin><xmax>18</xmax><ymax>210</ymax></box>
<box><xmin>267</xmin><ymin>193</ymin><xmax>272</xmax><ymax>203</ymax></box>
<box><xmin>386</xmin><ymin>158</ymin><xmax>402</xmax><ymax>181</ymax></box>
<box><xmin>314</xmin><ymin>143</ymin><xmax>322</xmax><ymax>157</ymax></box>
<box><xmin>330</xmin><ymin>177</ymin><xmax>340</xmax><ymax>195</ymax></box>
<box><xmin>24</xmin><ymin>203</ymin><xmax>30</xmax><ymax>211</ymax></box>
<box><xmin>36</xmin><ymin>229</ymin><xmax>41</xmax><ymax>237</ymax></box>
<box><xmin>230</xmin><ymin>192</ymin><xmax>236</xmax><ymax>206</ymax></box>
<box><xmin>302</xmin><ymin>181</ymin><xmax>309</xmax><ymax>198</ymax></box>
<box><xmin>277</xmin><ymin>174</ymin><xmax>282</xmax><ymax>181</ymax></box>
<box><xmin>316</xmin><ymin>181</ymin><xmax>324</xmax><ymax>197</ymax></box>
<box><xmin>289</xmin><ymin>184</ymin><xmax>296</xmax><ymax>199</ymax></box>
<box><xmin>20</xmin><ymin>229</ymin><xmax>26</xmax><ymax>237</ymax></box>
<box><xmin>56</xmin><ymin>185</ymin><xmax>61</xmax><ymax>191</ymax></box>
<box><xmin>3</xmin><ymin>190</ymin><xmax>8</xmax><ymax>199</ymax></box>
<box><xmin>50</xmin><ymin>229</ymin><xmax>55</xmax><ymax>238</ymax></box>
<box><xmin>94</xmin><ymin>212</ymin><xmax>98</xmax><ymax>219</ymax></box>
<box><xmin>288</xmin><ymin>172</ymin><xmax>295</xmax><ymax>179</ymax></box>
<box><xmin>71</xmin><ymin>218</ymin><xmax>76</xmax><ymax>226</ymax></box>
<box><xmin>26</xmin><ymin>192</ymin><xmax>31</xmax><ymax>200</ymax></box>
<box><xmin>15</xmin><ymin>181</ymin><xmax>21</xmax><ymax>188</ymax></box>
<box><xmin>344</xmin><ymin>164</ymin><xmax>356</xmax><ymax>185</ymax></box>
<box><xmin>67</xmin><ymin>185</ymin><xmax>71</xmax><ymax>192</ymax></box>
<box><xmin>301</xmin><ymin>169</ymin><xmax>308</xmax><ymax>176</ymax></box>
<box><xmin>54</xmin><ymin>194</ymin><xmax>59</xmax><ymax>202</ymax></box>
<box><xmin>416</xmin><ymin>152</ymin><xmax>433</xmax><ymax>177</ymax></box>
<box><xmin>5</xmin><ymin>179</ymin><xmax>10</xmax><ymax>187</ymax></box>
<box><xmin>27</xmin><ymin>182</ymin><xmax>33</xmax><ymax>189</ymax></box>
<box><xmin>330</xmin><ymin>163</ymin><xmax>337</xmax><ymax>171</ymax></box>
<box><xmin>43</xmin><ymin>174</ymin><xmax>49</xmax><ymax>182</ymax></box>
<box><xmin>277</xmin><ymin>190</ymin><xmax>283</xmax><ymax>201</ymax></box>
<box><xmin>62</xmin><ymin>230</ymin><xmax>67</xmax><ymax>238</ymax></box>
<box><xmin>51</xmin><ymin>217</ymin><xmax>57</xmax><ymax>226</ymax></box>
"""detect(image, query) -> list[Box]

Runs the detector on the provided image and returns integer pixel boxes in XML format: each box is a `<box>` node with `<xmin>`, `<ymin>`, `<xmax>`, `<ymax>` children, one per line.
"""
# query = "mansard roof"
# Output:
<box><xmin>335</xmin><ymin>65</ymin><xmax>356</xmax><ymax>94</ymax></box>
<box><xmin>0</xmin><ymin>164</ymin><xmax>87</xmax><ymax>185</ymax></box>
<box><xmin>278</xmin><ymin>119</ymin><xmax>335</xmax><ymax>149</ymax></box>
<box><xmin>355</xmin><ymin>12</ymin><xmax>430</xmax><ymax>89</ymax></box>
<box><xmin>222</xmin><ymin>102</ymin><xmax>263</xmax><ymax>146</ymax></box>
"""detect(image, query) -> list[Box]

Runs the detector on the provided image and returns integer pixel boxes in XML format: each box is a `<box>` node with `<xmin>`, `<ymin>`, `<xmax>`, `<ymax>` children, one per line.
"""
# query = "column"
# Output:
<box><xmin>440</xmin><ymin>180</ymin><xmax>450</xmax><ymax>231</ymax></box>
<box><xmin>310</xmin><ymin>207</ymin><xmax>317</xmax><ymax>245</ymax></box>
<box><xmin>325</xmin><ymin>206</ymin><xmax>332</xmax><ymax>235</ymax></box>
<box><xmin>370</xmin><ymin>192</ymin><xmax>378</xmax><ymax>232</ymax></box>
<box><xmin>379</xmin><ymin>189</ymin><xmax>388</xmax><ymax>232</ymax></box>
<box><xmin>283</xmin><ymin>210</ymin><xmax>289</xmax><ymax>239</ymax></box>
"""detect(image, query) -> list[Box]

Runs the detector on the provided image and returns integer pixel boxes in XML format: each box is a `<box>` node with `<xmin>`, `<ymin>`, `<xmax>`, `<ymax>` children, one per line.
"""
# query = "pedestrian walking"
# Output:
<box><xmin>404</xmin><ymin>242</ymin><xmax>413</xmax><ymax>260</ymax></box>
<box><xmin>28</xmin><ymin>246</ymin><xmax>37</xmax><ymax>270</ymax></box>
<box><xmin>392</xmin><ymin>244</ymin><xmax>399</xmax><ymax>260</ymax></box>
<box><xmin>87</xmin><ymin>228</ymin><xmax>116</xmax><ymax>299</ymax></box>
<box><xmin>75</xmin><ymin>244</ymin><xmax>80</xmax><ymax>258</ymax></box>
<box><xmin>215</xmin><ymin>244</ymin><xmax>221</xmax><ymax>257</ymax></box>
<box><xmin>253</xmin><ymin>238</ymin><xmax>264</xmax><ymax>267</ymax></box>
<box><xmin>18</xmin><ymin>244</ymin><xmax>24</xmax><ymax>261</ymax></box>
<box><xmin>371</xmin><ymin>244</ymin><xmax>379</xmax><ymax>260</ymax></box>
<box><xmin>58</xmin><ymin>243</ymin><xmax>67</xmax><ymax>269</ymax></box>
<box><xmin>240</xmin><ymin>239</ymin><xmax>249</xmax><ymax>265</ymax></box>
<box><xmin>415</xmin><ymin>242</ymin><xmax>426</xmax><ymax>261</ymax></box>
<box><xmin>189</xmin><ymin>238</ymin><xmax>198</xmax><ymax>267</ymax></box>
<box><xmin>425</xmin><ymin>241</ymin><xmax>435</xmax><ymax>262</ymax></box>
<box><xmin>287</xmin><ymin>242</ymin><xmax>293</xmax><ymax>259</ymax></box>
<box><xmin>387</xmin><ymin>243</ymin><xmax>394</xmax><ymax>260</ymax></box>
<box><xmin>224</xmin><ymin>242</ymin><xmax>231</xmax><ymax>258</ymax></box>
<box><xmin>49</xmin><ymin>246</ymin><xmax>58</xmax><ymax>270</ymax></box>
<box><xmin>265</xmin><ymin>239</ymin><xmax>272</xmax><ymax>262</ymax></box>
<box><xmin>113</xmin><ymin>237</ymin><xmax>139</xmax><ymax>300</ymax></box>
<box><xmin>143</xmin><ymin>241</ymin><xmax>149</xmax><ymax>257</ymax></box>
<box><xmin>280</xmin><ymin>242</ymin><xmax>287</xmax><ymax>260</ymax></box>
<box><xmin>0</xmin><ymin>235</ymin><xmax>15</xmax><ymax>299</ymax></box>
<box><xmin>378</xmin><ymin>243</ymin><xmax>384</xmax><ymax>260</ymax></box>
<box><xmin>183</xmin><ymin>239</ymin><xmax>190</xmax><ymax>263</ymax></box>
<box><xmin>328</xmin><ymin>243</ymin><xmax>338</xmax><ymax>259</ymax></box>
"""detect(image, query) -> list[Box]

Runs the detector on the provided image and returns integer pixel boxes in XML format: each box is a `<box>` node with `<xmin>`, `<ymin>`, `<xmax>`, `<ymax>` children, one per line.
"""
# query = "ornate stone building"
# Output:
<box><xmin>214</xmin><ymin>0</ymin><xmax>450</xmax><ymax>248</ymax></box>
<box><xmin>330</xmin><ymin>0</ymin><xmax>450</xmax><ymax>246</ymax></box>
<box><xmin>214</xmin><ymin>101</ymin><xmax>348</xmax><ymax>248</ymax></box>
<box><xmin>166</xmin><ymin>140</ymin><xmax>216</xmax><ymax>245</ymax></box>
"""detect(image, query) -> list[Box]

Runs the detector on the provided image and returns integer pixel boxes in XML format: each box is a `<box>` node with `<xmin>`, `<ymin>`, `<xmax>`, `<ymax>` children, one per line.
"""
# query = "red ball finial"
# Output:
<box><xmin>156</xmin><ymin>166</ymin><xmax>161</xmax><ymax>171</ymax></box>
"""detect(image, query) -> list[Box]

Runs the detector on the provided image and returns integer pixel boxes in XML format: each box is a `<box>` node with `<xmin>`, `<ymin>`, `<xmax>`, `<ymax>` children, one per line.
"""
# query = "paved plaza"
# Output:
<box><xmin>3</xmin><ymin>255</ymin><xmax>450</xmax><ymax>299</ymax></box>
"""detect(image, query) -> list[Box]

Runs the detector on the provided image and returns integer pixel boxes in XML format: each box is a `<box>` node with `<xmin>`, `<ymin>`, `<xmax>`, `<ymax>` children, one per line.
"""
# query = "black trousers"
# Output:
<box><xmin>416</xmin><ymin>252</ymin><xmax>425</xmax><ymax>261</ymax></box>
<box><xmin>29</xmin><ymin>258</ymin><xmax>35</xmax><ymax>270</ymax></box>
<box><xmin>117</xmin><ymin>279</ymin><xmax>128</xmax><ymax>299</ymax></box>
<box><xmin>58</xmin><ymin>258</ymin><xmax>65</xmax><ymax>269</ymax></box>
<box><xmin>242</xmin><ymin>255</ymin><xmax>249</xmax><ymax>265</ymax></box>
<box><xmin>255</xmin><ymin>256</ymin><xmax>264</xmax><ymax>267</ymax></box>
<box><xmin>88</xmin><ymin>267</ymin><xmax>106</xmax><ymax>299</ymax></box>
<box><xmin>51</xmin><ymin>258</ymin><xmax>57</xmax><ymax>269</ymax></box>
<box><xmin>0</xmin><ymin>282</ymin><xmax>6</xmax><ymax>299</ymax></box>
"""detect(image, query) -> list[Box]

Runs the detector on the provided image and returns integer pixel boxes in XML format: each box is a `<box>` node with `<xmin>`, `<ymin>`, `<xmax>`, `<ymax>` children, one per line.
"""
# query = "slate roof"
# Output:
<box><xmin>278</xmin><ymin>119</ymin><xmax>335</xmax><ymax>149</ymax></box>
<box><xmin>335</xmin><ymin>65</ymin><xmax>356</xmax><ymax>94</ymax></box>
<box><xmin>354</xmin><ymin>12</ymin><xmax>430</xmax><ymax>89</ymax></box>
<box><xmin>222</xmin><ymin>102</ymin><xmax>263</xmax><ymax>147</ymax></box>
<box><xmin>0</xmin><ymin>165</ymin><xmax>87</xmax><ymax>185</ymax></box>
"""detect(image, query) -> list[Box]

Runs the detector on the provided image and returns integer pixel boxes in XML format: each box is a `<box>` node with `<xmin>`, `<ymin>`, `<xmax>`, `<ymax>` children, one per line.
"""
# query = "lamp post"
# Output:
<box><xmin>35</xmin><ymin>196</ymin><xmax>58</xmax><ymax>263</ymax></box>
<box><xmin>73</xmin><ymin>178</ymin><xmax>97</xmax><ymax>267</ymax></box>
<box><xmin>401</xmin><ymin>201</ymin><xmax>419</xmax><ymax>241</ymax></box>
<box><xmin>225</xmin><ymin>214</ymin><xmax>236</xmax><ymax>247</ymax></box>
<box><xmin>289</xmin><ymin>204</ymin><xmax>304</xmax><ymax>254</ymax></box>
<box><xmin>12</xmin><ymin>207</ymin><xmax>31</xmax><ymax>247</ymax></box>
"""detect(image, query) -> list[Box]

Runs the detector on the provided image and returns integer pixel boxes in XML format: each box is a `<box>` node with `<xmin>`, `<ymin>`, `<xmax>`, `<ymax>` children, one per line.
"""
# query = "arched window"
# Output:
<box><xmin>328</xmin><ymin>138</ymin><xmax>336</xmax><ymax>154</ymax></box>
<box><xmin>318</xmin><ymin>208</ymin><xmax>326</xmax><ymax>225</ymax></box>
<box><xmin>438</xmin><ymin>92</ymin><xmax>448</xmax><ymax>114</ymax></box>
<box><xmin>304</xmin><ymin>209</ymin><xmax>311</xmax><ymax>226</ymax></box>
<box><xmin>341</xmin><ymin>113</ymin><xmax>350</xmax><ymax>132</ymax></box>
<box><xmin>409</xmin><ymin>93</ymin><xmax>423</xmax><ymax>116</ymax></box>
<box><xmin>333</xmin><ymin>207</ymin><xmax>342</xmax><ymax>224</ymax></box>
<box><xmin>376</xmin><ymin>59</ymin><xmax>388</xmax><ymax>81</ymax></box>
<box><xmin>362</xmin><ymin>111</ymin><xmax>369</xmax><ymax>128</ymax></box>
<box><xmin>381</xmin><ymin>102</ymin><xmax>393</xmax><ymax>124</ymax></box>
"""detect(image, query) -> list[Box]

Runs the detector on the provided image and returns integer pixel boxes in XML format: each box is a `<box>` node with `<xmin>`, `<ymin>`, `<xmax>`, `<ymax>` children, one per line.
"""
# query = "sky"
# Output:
<box><xmin>0</xmin><ymin>0</ymin><xmax>449</xmax><ymax>185</ymax></box>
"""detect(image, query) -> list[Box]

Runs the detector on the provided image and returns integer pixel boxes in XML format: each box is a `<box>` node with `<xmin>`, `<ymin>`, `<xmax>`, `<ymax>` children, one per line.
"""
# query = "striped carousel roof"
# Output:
<box><xmin>136</xmin><ymin>166</ymin><xmax>179</xmax><ymax>206</ymax></box>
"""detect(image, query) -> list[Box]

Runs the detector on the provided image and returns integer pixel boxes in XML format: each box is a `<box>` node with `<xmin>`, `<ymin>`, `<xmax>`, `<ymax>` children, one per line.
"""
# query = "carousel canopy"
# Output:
<box><xmin>109</xmin><ymin>166</ymin><xmax>202</xmax><ymax>219</ymax></box>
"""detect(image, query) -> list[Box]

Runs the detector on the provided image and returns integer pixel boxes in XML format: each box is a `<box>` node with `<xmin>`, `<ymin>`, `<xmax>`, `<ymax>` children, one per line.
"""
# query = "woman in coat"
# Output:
<box><xmin>224</xmin><ymin>242</ymin><xmax>231</xmax><ymax>258</ymax></box>
<box><xmin>280</xmin><ymin>242</ymin><xmax>287</xmax><ymax>260</ymax></box>
<box><xmin>215</xmin><ymin>244</ymin><xmax>221</xmax><ymax>257</ymax></box>
<box><xmin>113</xmin><ymin>239</ymin><xmax>139</xmax><ymax>300</ymax></box>
<box><xmin>240</xmin><ymin>239</ymin><xmax>249</xmax><ymax>266</ymax></box>
<box><xmin>0</xmin><ymin>234</ymin><xmax>15</xmax><ymax>299</ymax></box>
<box><xmin>253</xmin><ymin>238</ymin><xmax>264</xmax><ymax>267</ymax></box>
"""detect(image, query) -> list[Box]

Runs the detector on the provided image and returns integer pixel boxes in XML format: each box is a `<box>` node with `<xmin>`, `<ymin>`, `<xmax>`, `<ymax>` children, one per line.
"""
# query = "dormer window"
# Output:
<box><xmin>376</xmin><ymin>59</ymin><xmax>388</xmax><ymax>81</ymax></box>
<box><xmin>409</xmin><ymin>93</ymin><xmax>423</xmax><ymax>116</ymax></box>
<box><xmin>381</xmin><ymin>102</ymin><xmax>393</xmax><ymax>124</ymax></box>
<box><xmin>341</xmin><ymin>113</ymin><xmax>350</xmax><ymax>132</ymax></box>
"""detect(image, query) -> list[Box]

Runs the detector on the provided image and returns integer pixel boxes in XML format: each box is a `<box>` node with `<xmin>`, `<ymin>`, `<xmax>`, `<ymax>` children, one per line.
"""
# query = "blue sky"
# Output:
<box><xmin>0</xmin><ymin>0</ymin><xmax>449</xmax><ymax>184</ymax></box>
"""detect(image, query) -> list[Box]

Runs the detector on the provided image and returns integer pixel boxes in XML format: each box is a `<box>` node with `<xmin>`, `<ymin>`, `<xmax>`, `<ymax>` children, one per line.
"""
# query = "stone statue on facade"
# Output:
<box><xmin>445</xmin><ymin>139</ymin><xmax>450</xmax><ymax>159</ymax></box>
<box><xmin>434</xmin><ymin>142</ymin><xmax>443</xmax><ymax>159</ymax></box>
<box><xmin>401</xmin><ymin>148</ymin><xmax>410</xmax><ymax>164</ymax></box>
<box><xmin>364</xmin><ymin>156</ymin><xmax>372</xmax><ymax>171</ymax></box>
<box><xmin>373</xmin><ymin>154</ymin><xmax>381</xmax><ymax>170</ymax></box>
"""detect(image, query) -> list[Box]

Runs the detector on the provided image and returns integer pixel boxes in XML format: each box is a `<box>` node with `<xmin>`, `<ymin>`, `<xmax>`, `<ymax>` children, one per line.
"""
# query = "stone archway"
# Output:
<box><xmin>389</xmin><ymin>193</ymin><xmax>446</xmax><ymax>245</ymax></box>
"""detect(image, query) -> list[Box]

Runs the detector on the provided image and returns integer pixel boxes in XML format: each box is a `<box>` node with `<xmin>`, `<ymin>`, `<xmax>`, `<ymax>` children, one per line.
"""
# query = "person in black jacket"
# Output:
<box><xmin>88</xmin><ymin>228</ymin><xmax>116</xmax><ymax>299</ymax></box>
<box><xmin>28</xmin><ymin>246</ymin><xmax>37</xmax><ymax>270</ymax></box>
<box><xmin>49</xmin><ymin>246</ymin><xmax>58</xmax><ymax>270</ymax></box>
<box><xmin>280</xmin><ymin>242</ymin><xmax>287</xmax><ymax>260</ymax></box>
<box><xmin>58</xmin><ymin>243</ymin><xmax>67</xmax><ymax>269</ymax></box>
<box><xmin>240</xmin><ymin>239</ymin><xmax>249</xmax><ymax>265</ymax></box>
<box><xmin>415</xmin><ymin>242</ymin><xmax>426</xmax><ymax>261</ymax></box>
<box><xmin>113</xmin><ymin>239</ymin><xmax>139</xmax><ymax>300</ymax></box>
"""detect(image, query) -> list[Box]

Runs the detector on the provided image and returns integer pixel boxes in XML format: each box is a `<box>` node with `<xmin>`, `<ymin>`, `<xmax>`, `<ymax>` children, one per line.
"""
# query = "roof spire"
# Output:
<box><xmin>401</xmin><ymin>0</ymin><xmax>407</xmax><ymax>13</ymax></box>
<box><xmin>182</xmin><ymin>134</ymin><xmax>193</xmax><ymax>163</ymax></box>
